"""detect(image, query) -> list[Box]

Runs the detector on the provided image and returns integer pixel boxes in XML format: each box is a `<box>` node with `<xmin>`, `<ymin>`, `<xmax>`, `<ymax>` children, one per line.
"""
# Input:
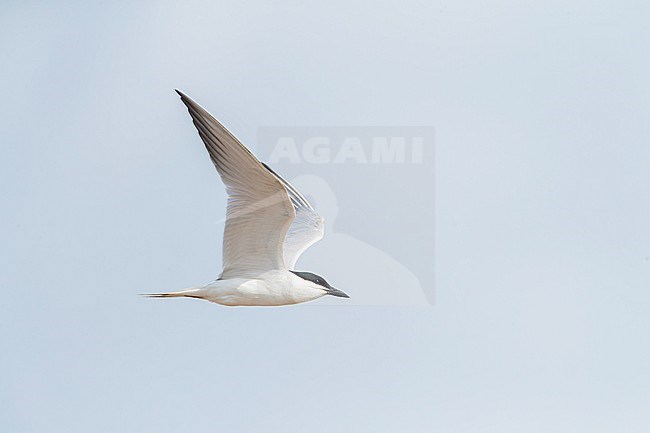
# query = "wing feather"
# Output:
<box><xmin>176</xmin><ymin>90</ymin><xmax>295</xmax><ymax>278</ymax></box>
<box><xmin>262</xmin><ymin>163</ymin><xmax>325</xmax><ymax>269</ymax></box>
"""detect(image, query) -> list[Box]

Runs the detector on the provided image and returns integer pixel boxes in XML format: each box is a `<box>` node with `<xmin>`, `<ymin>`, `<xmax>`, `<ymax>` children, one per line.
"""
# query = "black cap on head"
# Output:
<box><xmin>290</xmin><ymin>271</ymin><xmax>349</xmax><ymax>298</ymax></box>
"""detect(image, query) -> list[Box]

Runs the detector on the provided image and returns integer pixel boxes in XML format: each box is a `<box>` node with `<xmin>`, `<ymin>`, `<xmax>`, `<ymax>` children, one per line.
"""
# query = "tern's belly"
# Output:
<box><xmin>202</xmin><ymin>275</ymin><xmax>323</xmax><ymax>306</ymax></box>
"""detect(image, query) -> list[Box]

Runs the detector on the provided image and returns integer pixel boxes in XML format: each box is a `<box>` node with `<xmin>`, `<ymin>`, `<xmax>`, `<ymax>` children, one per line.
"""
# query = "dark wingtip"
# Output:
<box><xmin>175</xmin><ymin>89</ymin><xmax>191</xmax><ymax>103</ymax></box>
<box><xmin>175</xmin><ymin>89</ymin><xmax>201</xmax><ymax>111</ymax></box>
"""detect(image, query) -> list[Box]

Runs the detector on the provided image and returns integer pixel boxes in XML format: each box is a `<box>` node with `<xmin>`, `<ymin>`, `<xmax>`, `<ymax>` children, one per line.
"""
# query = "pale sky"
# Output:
<box><xmin>2</xmin><ymin>1</ymin><xmax>649</xmax><ymax>432</ymax></box>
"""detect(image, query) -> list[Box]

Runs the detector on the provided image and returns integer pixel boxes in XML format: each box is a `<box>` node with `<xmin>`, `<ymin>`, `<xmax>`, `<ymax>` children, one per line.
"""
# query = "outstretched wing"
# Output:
<box><xmin>176</xmin><ymin>90</ymin><xmax>295</xmax><ymax>278</ymax></box>
<box><xmin>262</xmin><ymin>163</ymin><xmax>325</xmax><ymax>270</ymax></box>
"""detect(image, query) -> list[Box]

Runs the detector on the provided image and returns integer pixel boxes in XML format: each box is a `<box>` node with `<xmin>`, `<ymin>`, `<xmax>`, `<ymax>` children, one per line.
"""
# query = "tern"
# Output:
<box><xmin>144</xmin><ymin>90</ymin><xmax>348</xmax><ymax>306</ymax></box>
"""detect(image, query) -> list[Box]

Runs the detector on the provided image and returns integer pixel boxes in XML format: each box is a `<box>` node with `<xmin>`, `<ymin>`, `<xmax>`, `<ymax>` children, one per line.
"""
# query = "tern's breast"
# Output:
<box><xmin>201</xmin><ymin>270</ymin><xmax>325</xmax><ymax>306</ymax></box>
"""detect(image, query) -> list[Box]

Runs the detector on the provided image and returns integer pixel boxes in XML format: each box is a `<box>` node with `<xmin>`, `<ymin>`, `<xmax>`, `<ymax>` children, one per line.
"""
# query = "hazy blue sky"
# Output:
<box><xmin>2</xmin><ymin>1</ymin><xmax>649</xmax><ymax>432</ymax></box>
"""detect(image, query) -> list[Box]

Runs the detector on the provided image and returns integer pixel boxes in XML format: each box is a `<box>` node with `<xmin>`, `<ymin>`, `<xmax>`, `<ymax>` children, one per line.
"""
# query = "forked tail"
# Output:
<box><xmin>140</xmin><ymin>288</ymin><xmax>203</xmax><ymax>299</ymax></box>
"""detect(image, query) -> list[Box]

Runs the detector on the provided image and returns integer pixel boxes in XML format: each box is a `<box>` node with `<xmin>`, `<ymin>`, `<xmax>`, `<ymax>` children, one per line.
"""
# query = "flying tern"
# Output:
<box><xmin>144</xmin><ymin>90</ymin><xmax>348</xmax><ymax>306</ymax></box>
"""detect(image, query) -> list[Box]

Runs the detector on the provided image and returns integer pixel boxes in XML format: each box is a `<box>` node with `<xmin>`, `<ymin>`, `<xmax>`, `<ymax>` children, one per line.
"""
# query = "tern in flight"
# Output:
<box><xmin>144</xmin><ymin>90</ymin><xmax>348</xmax><ymax>306</ymax></box>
